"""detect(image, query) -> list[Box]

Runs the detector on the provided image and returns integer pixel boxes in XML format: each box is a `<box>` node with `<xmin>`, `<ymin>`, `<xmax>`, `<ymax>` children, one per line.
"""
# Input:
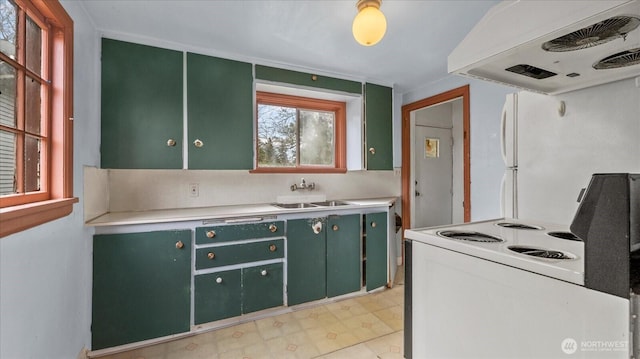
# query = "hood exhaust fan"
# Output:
<box><xmin>542</xmin><ymin>16</ymin><xmax>640</xmax><ymax>52</ymax></box>
<box><xmin>448</xmin><ymin>0</ymin><xmax>640</xmax><ymax>95</ymax></box>
<box><xmin>594</xmin><ymin>47</ymin><xmax>640</xmax><ymax>69</ymax></box>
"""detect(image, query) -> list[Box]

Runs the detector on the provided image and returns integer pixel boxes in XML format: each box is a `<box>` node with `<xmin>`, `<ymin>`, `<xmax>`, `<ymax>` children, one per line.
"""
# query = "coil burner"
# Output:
<box><xmin>508</xmin><ymin>245</ymin><xmax>576</xmax><ymax>260</ymax></box>
<box><xmin>437</xmin><ymin>230</ymin><xmax>504</xmax><ymax>243</ymax></box>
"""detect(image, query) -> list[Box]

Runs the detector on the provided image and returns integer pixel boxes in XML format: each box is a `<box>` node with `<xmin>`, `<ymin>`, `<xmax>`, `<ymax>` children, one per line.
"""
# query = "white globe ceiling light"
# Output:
<box><xmin>352</xmin><ymin>0</ymin><xmax>387</xmax><ymax>46</ymax></box>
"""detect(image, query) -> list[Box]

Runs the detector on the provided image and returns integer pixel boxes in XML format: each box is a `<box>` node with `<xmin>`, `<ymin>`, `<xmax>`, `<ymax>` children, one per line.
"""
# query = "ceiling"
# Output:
<box><xmin>79</xmin><ymin>0</ymin><xmax>499</xmax><ymax>94</ymax></box>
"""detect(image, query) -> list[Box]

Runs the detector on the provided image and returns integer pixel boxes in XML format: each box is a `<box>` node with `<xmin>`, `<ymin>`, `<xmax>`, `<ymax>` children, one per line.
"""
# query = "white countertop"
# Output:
<box><xmin>86</xmin><ymin>197</ymin><xmax>396</xmax><ymax>227</ymax></box>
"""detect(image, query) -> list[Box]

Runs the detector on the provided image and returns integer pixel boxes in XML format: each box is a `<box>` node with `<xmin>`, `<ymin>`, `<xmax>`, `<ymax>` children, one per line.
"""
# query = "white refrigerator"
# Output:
<box><xmin>500</xmin><ymin>78</ymin><xmax>640</xmax><ymax>226</ymax></box>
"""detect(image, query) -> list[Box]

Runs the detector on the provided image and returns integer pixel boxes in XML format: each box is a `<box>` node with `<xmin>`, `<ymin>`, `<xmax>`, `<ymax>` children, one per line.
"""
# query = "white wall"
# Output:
<box><xmin>0</xmin><ymin>1</ymin><xmax>99</xmax><ymax>358</ymax></box>
<box><xmin>402</xmin><ymin>76</ymin><xmax>515</xmax><ymax>221</ymax></box>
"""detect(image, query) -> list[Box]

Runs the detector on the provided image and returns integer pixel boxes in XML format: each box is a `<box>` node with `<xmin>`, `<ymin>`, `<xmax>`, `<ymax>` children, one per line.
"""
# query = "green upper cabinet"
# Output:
<box><xmin>101</xmin><ymin>38</ymin><xmax>183</xmax><ymax>169</ymax></box>
<box><xmin>187</xmin><ymin>53</ymin><xmax>253</xmax><ymax>169</ymax></box>
<box><xmin>365</xmin><ymin>83</ymin><xmax>393</xmax><ymax>170</ymax></box>
<box><xmin>255</xmin><ymin>65</ymin><xmax>362</xmax><ymax>95</ymax></box>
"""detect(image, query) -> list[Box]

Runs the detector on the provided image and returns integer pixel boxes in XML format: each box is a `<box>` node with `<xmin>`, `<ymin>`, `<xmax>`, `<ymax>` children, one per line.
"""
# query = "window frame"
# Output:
<box><xmin>0</xmin><ymin>0</ymin><xmax>76</xmax><ymax>238</ymax></box>
<box><xmin>252</xmin><ymin>91</ymin><xmax>346</xmax><ymax>174</ymax></box>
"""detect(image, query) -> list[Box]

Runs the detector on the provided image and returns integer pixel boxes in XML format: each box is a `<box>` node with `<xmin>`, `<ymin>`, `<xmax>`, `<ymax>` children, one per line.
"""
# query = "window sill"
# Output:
<box><xmin>0</xmin><ymin>197</ymin><xmax>79</xmax><ymax>238</ymax></box>
<box><xmin>250</xmin><ymin>167</ymin><xmax>347</xmax><ymax>174</ymax></box>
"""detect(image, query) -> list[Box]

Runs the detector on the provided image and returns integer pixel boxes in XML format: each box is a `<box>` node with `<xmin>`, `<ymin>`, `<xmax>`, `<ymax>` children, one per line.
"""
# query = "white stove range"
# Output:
<box><xmin>404</xmin><ymin>217</ymin><xmax>630</xmax><ymax>359</ymax></box>
<box><xmin>407</xmin><ymin>218</ymin><xmax>584</xmax><ymax>285</ymax></box>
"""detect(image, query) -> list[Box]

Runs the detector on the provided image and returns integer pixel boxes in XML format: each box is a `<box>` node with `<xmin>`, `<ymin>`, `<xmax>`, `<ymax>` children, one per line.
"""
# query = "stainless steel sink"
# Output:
<box><xmin>272</xmin><ymin>203</ymin><xmax>318</xmax><ymax>209</ymax></box>
<box><xmin>311</xmin><ymin>200</ymin><xmax>350</xmax><ymax>207</ymax></box>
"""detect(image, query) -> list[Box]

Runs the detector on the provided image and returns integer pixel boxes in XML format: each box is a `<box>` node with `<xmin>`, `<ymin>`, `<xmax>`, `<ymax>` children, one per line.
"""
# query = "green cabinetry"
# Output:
<box><xmin>195</xmin><ymin>221</ymin><xmax>284</xmax><ymax>245</ymax></box>
<box><xmin>287</xmin><ymin>217</ymin><xmax>327</xmax><ymax>306</ymax></box>
<box><xmin>255</xmin><ymin>65</ymin><xmax>362</xmax><ymax>94</ymax></box>
<box><xmin>243</xmin><ymin>263</ymin><xmax>284</xmax><ymax>313</ymax></box>
<box><xmin>287</xmin><ymin>214</ymin><xmax>361</xmax><ymax>305</ymax></box>
<box><xmin>194</xmin><ymin>269</ymin><xmax>242</xmax><ymax>323</ymax></box>
<box><xmin>101</xmin><ymin>38</ymin><xmax>183</xmax><ymax>169</ymax></box>
<box><xmin>365</xmin><ymin>83</ymin><xmax>393</xmax><ymax>170</ymax></box>
<box><xmin>194</xmin><ymin>263</ymin><xmax>283</xmax><ymax>324</ymax></box>
<box><xmin>187</xmin><ymin>53</ymin><xmax>254</xmax><ymax>169</ymax></box>
<box><xmin>364</xmin><ymin>212</ymin><xmax>388</xmax><ymax>291</ymax></box>
<box><xmin>92</xmin><ymin>230</ymin><xmax>191</xmax><ymax>350</ymax></box>
<box><xmin>326</xmin><ymin>214</ymin><xmax>362</xmax><ymax>297</ymax></box>
<box><xmin>193</xmin><ymin>220</ymin><xmax>285</xmax><ymax>325</ymax></box>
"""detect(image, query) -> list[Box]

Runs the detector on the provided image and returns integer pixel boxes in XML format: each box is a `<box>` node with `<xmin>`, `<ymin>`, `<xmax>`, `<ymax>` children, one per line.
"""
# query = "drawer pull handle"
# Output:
<box><xmin>207</xmin><ymin>252</ymin><xmax>215</xmax><ymax>260</ymax></box>
<box><xmin>369</xmin><ymin>147</ymin><xmax>376</xmax><ymax>155</ymax></box>
<box><xmin>261</xmin><ymin>269</ymin><xmax>268</xmax><ymax>276</ymax></box>
<box><xmin>269</xmin><ymin>244</ymin><xmax>277</xmax><ymax>252</ymax></box>
<box><xmin>332</xmin><ymin>225</ymin><xmax>339</xmax><ymax>231</ymax></box>
<box><xmin>167</xmin><ymin>138</ymin><xmax>177</xmax><ymax>147</ymax></box>
<box><xmin>194</xmin><ymin>139</ymin><xmax>204</xmax><ymax>148</ymax></box>
<box><xmin>269</xmin><ymin>224</ymin><xmax>278</xmax><ymax>233</ymax></box>
<box><xmin>206</xmin><ymin>230</ymin><xmax>216</xmax><ymax>238</ymax></box>
<box><xmin>216</xmin><ymin>277</ymin><xmax>223</xmax><ymax>284</ymax></box>
<box><xmin>371</xmin><ymin>222</ymin><xmax>377</xmax><ymax>228</ymax></box>
<box><xmin>175</xmin><ymin>241</ymin><xmax>184</xmax><ymax>249</ymax></box>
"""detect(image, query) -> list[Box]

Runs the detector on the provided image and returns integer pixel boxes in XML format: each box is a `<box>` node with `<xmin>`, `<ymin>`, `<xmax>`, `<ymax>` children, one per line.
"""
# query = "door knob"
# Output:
<box><xmin>216</xmin><ymin>277</ymin><xmax>223</xmax><ymax>284</ymax></box>
<box><xmin>166</xmin><ymin>139</ymin><xmax>177</xmax><ymax>147</ymax></box>
<box><xmin>261</xmin><ymin>269</ymin><xmax>268</xmax><ymax>276</ymax></box>
<box><xmin>193</xmin><ymin>139</ymin><xmax>204</xmax><ymax>148</ymax></box>
<box><xmin>206</xmin><ymin>230</ymin><xmax>216</xmax><ymax>238</ymax></box>
<box><xmin>207</xmin><ymin>252</ymin><xmax>215</xmax><ymax>260</ymax></box>
<box><xmin>175</xmin><ymin>241</ymin><xmax>184</xmax><ymax>249</ymax></box>
<box><xmin>269</xmin><ymin>244</ymin><xmax>277</xmax><ymax>252</ymax></box>
<box><xmin>269</xmin><ymin>224</ymin><xmax>278</xmax><ymax>233</ymax></box>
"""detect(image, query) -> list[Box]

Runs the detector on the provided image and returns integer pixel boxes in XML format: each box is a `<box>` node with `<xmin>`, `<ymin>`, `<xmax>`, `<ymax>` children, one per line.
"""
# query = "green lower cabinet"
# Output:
<box><xmin>92</xmin><ymin>230</ymin><xmax>191</xmax><ymax>350</ymax></box>
<box><xmin>194</xmin><ymin>269</ymin><xmax>242</xmax><ymax>324</ymax></box>
<box><xmin>365</xmin><ymin>212</ymin><xmax>388</xmax><ymax>291</ymax></box>
<box><xmin>243</xmin><ymin>263</ymin><xmax>284</xmax><ymax>313</ymax></box>
<box><xmin>326</xmin><ymin>214</ymin><xmax>362</xmax><ymax>298</ymax></box>
<box><xmin>194</xmin><ymin>263</ymin><xmax>284</xmax><ymax>324</ymax></box>
<box><xmin>287</xmin><ymin>218</ymin><xmax>327</xmax><ymax>306</ymax></box>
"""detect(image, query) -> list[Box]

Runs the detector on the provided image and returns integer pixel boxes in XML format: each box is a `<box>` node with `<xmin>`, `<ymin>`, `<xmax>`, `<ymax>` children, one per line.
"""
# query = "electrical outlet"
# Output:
<box><xmin>393</xmin><ymin>167</ymin><xmax>401</xmax><ymax>176</ymax></box>
<box><xmin>189</xmin><ymin>183</ymin><xmax>199</xmax><ymax>197</ymax></box>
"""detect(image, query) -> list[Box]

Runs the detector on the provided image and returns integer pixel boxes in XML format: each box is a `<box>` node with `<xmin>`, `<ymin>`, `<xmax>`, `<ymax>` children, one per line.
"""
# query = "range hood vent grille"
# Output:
<box><xmin>594</xmin><ymin>47</ymin><xmax>640</xmax><ymax>69</ymax></box>
<box><xmin>542</xmin><ymin>16</ymin><xmax>640</xmax><ymax>52</ymax></box>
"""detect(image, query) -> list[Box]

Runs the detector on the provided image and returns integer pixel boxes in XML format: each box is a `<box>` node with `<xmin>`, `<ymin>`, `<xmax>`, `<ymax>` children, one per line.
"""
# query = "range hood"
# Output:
<box><xmin>448</xmin><ymin>0</ymin><xmax>640</xmax><ymax>94</ymax></box>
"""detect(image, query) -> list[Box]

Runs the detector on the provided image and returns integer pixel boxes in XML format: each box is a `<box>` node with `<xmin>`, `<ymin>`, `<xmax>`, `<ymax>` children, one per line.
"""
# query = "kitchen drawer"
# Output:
<box><xmin>195</xmin><ymin>239</ymin><xmax>284</xmax><ymax>270</ymax></box>
<box><xmin>195</xmin><ymin>221</ymin><xmax>284</xmax><ymax>245</ymax></box>
<box><xmin>194</xmin><ymin>269</ymin><xmax>242</xmax><ymax>324</ymax></box>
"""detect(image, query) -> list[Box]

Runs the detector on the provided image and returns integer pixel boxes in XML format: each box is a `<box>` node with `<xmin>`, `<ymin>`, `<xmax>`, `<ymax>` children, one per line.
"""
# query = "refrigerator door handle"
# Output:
<box><xmin>500</xmin><ymin>99</ymin><xmax>508</xmax><ymax>166</ymax></box>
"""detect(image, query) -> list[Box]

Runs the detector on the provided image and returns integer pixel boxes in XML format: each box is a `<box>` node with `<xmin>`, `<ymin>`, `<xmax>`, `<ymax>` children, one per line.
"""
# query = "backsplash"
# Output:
<box><xmin>84</xmin><ymin>167</ymin><xmax>401</xmax><ymax>220</ymax></box>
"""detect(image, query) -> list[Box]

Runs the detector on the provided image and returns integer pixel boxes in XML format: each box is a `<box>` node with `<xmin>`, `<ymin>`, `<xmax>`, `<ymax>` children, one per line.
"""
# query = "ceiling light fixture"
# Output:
<box><xmin>352</xmin><ymin>0</ymin><xmax>387</xmax><ymax>46</ymax></box>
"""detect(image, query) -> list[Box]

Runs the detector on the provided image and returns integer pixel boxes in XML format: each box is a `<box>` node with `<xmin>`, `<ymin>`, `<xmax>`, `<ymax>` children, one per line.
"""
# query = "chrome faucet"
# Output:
<box><xmin>290</xmin><ymin>178</ymin><xmax>315</xmax><ymax>191</ymax></box>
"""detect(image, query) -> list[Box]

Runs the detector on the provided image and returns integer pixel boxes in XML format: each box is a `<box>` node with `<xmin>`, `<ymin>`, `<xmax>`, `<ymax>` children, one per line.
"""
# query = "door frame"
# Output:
<box><xmin>401</xmin><ymin>85</ymin><xmax>471</xmax><ymax>236</ymax></box>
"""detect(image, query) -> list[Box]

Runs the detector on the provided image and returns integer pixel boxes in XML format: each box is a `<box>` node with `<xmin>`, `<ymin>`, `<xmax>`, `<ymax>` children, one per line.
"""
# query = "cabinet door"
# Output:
<box><xmin>255</xmin><ymin>65</ymin><xmax>362</xmax><ymax>94</ymax></box>
<box><xmin>92</xmin><ymin>230</ymin><xmax>191</xmax><ymax>350</ymax></box>
<box><xmin>101</xmin><ymin>38</ymin><xmax>183</xmax><ymax>169</ymax></box>
<box><xmin>287</xmin><ymin>218</ymin><xmax>327</xmax><ymax>306</ymax></box>
<box><xmin>243</xmin><ymin>263</ymin><xmax>284</xmax><ymax>314</ymax></box>
<box><xmin>365</xmin><ymin>83</ymin><xmax>393</xmax><ymax>170</ymax></box>
<box><xmin>365</xmin><ymin>212</ymin><xmax>388</xmax><ymax>291</ymax></box>
<box><xmin>194</xmin><ymin>269</ymin><xmax>242</xmax><ymax>324</ymax></box>
<box><xmin>187</xmin><ymin>52</ymin><xmax>253</xmax><ymax>169</ymax></box>
<box><xmin>326</xmin><ymin>214</ymin><xmax>362</xmax><ymax>297</ymax></box>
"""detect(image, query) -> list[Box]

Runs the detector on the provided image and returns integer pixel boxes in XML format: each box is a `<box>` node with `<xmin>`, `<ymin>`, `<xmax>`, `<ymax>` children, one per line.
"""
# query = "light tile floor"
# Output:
<box><xmin>99</xmin><ymin>268</ymin><xmax>405</xmax><ymax>359</ymax></box>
